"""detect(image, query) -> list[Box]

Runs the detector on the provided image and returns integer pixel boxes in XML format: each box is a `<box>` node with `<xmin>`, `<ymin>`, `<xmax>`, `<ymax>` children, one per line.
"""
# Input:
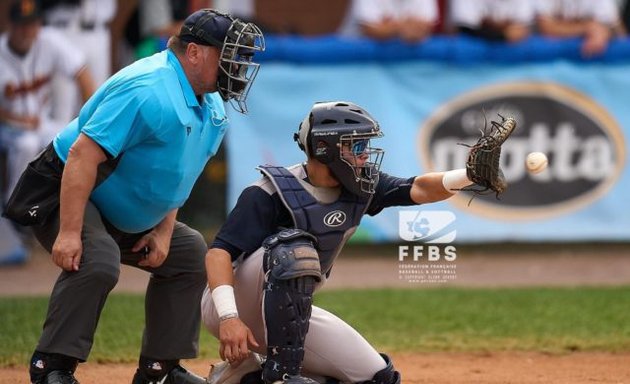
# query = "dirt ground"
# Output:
<box><xmin>1</xmin><ymin>243</ymin><xmax>629</xmax><ymax>383</ymax></box>
<box><xmin>1</xmin><ymin>352</ymin><xmax>629</xmax><ymax>384</ymax></box>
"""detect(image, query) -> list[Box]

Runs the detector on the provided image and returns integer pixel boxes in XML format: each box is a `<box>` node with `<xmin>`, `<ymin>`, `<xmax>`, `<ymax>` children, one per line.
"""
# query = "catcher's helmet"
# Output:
<box><xmin>179</xmin><ymin>9</ymin><xmax>265</xmax><ymax>113</ymax></box>
<box><xmin>294</xmin><ymin>101</ymin><xmax>384</xmax><ymax>198</ymax></box>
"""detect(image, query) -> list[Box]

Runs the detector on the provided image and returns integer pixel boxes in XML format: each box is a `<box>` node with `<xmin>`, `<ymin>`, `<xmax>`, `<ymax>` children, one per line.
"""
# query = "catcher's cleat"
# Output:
<box><xmin>207</xmin><ymin>353</ymin><xmax>265</xmax><ymax>384</ymax></box>
<box><xmin>32</xmin><ymin>370</ymin><xmax>79</xmax><ymax>384</ymax></box>
<box><xmin>132</xmin><ymin>364</ymin><xmax>206</xmax><ymax>384</ymax></box>
<box><xmin>270</xmin><ymin>375</ymin><xmax>320</xmax><ymax>384</ymax></box>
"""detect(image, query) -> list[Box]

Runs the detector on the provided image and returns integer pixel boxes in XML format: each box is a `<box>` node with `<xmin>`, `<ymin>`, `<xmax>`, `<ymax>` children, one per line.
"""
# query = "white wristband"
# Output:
<box><xmin>442</xmin><ymin>169</ymin><xmax>472</xmax><ymax>193</ymax></box>
<box><xmin>211</xmin><ymin>285</ymin><xmax>238</xmax><ymax>320</ymax></box>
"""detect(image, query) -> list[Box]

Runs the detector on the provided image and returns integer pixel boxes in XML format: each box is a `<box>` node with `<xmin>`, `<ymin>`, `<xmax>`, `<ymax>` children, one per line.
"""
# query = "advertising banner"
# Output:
<box><xmin>226</xmin><ymin>60</ymin><xmax>629</xmax><ymax>242</ymax></box>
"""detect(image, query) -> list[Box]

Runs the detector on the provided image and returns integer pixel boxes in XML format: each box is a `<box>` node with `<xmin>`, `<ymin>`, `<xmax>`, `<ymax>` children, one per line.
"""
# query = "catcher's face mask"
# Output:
<box><xmin>294</xmin><ymin>101</ymin><xmax>385</xmax><ymax>198</ymax></box>
<box><xmin>179</xmin><ymin>9</ymin><xmax>265</xmax><ymax>114</ymax></box>
<box><xmin>339</xmin><ymin>134</ymin><xmax>384</xmax><ymax>195</ymax></box>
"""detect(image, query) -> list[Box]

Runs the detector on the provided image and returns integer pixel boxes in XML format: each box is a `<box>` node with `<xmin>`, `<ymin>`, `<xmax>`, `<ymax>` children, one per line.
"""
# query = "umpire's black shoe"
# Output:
<box><xmin>132</xmin><ymin>365</ymin><xmax>206</xmax><ymax>384</ymax></box>
<box><xmin>33</xmin><ymin>370</ymin><xmax>80</xmax><ymax>384</ymax></box>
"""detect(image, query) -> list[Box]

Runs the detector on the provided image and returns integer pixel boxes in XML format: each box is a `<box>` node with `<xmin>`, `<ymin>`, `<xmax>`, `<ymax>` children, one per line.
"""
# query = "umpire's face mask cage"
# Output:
<box><xmin>179</xmin><ymin>10</ymin><xmax>265</xmax><ymax>114</ymax></box>
<box><xmin>217</xmin><ymin>19</ymin><xmax>265</xmax><ymax>113</ymax></box>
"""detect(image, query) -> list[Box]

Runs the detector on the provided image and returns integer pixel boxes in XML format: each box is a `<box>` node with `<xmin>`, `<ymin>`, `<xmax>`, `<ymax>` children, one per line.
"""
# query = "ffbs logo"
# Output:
<box><xmin>399</xmin><ymin>210</ymin><xmax>456</xmax><ymax>243</ymax></box>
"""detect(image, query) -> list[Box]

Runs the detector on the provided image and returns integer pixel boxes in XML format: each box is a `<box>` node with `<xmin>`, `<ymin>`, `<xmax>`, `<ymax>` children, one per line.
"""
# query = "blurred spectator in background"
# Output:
<box><xmin>109</xmin><ymin>0</ymin><xmax>138</xmax><ymax>72</ymax></box>
<box><xmin>0</xmin><ymin>1</ymin><xmax>9</xmax><ymax>33</ymax></box>
<box><xmin>0</xmin><ymin>0</ymin><xmax>94</xmax><ymax>262</ymax></box>
<box><xmin>211</xmin><ymin>0</ymin><xmax>277</xmax><ymax>33</ymax></box>
<box><xmin>43</xmin><ymin>0</ymin><xmax>116</xmax><ymax>123</ymax></box>
<box><xmin>450</xmin><ymin>0</ymin><xmax>535</xmax><ymax>43</ymax></box>
<box><xmin>213</xmin><ymin>0</ymin><xmax>254</xmax><ymax>24</ymax></box>
<box><xmin>1</xmin><ymin>0</ymin><xmax>94</xmax><ymax>199</ymax></box>
<box><xmin>139</xmin><ymin>0</ymin><xmax>188</xmax><ymax>38</ymax></box>
<box><xmin>624</xmin><ymin>0</ymin><xmax>630</xmax><ymax>33</ymax></box>
<box><xmin>534</xmin><ymin>0</ymin><xmax>627</xmax><ymax>58</ymax></box>
<box><xmin>338</xmin><ymin>0</ymin><xmax>438</xmax><ymax>42</ymax></box>
<box><xmin>116</xmin><ymin>0</ymin><xmax>210</xmax><ymax>68</ymax></box>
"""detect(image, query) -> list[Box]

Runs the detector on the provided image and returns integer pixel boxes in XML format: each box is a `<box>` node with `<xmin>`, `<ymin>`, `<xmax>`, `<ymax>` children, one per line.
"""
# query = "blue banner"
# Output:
<box><xmin>226</xmin><ymin>39</ymin><xmax>630</xmax><ymax>243</ymax></box>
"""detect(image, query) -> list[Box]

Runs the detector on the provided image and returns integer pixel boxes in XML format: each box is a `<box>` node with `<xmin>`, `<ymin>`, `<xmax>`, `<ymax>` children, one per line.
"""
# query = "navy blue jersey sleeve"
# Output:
<box><xmin>366</xmin><ymin>172</ymin><xmax>416</xmax><ymax>216</ymax></box>
<box><xmin>211</xmin><ymin>186</ymin><xmax>277</xmax><ymax>259</ymax></box>
<box><xmin>211</xmin><ymin>185</ymin><xmax>292</xmax><ymax>260</ymax></box>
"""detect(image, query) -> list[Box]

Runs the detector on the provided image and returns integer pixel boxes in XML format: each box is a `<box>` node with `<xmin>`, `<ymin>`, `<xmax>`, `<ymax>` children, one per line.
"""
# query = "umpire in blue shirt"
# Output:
<box><xmin>3</xmin><ymin>8</ymin><xmax>265</xmax><ymax>384</ymax></box>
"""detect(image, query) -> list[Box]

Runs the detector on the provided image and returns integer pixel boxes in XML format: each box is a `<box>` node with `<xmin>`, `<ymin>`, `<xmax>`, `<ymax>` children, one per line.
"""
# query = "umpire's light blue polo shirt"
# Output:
<box><xmin>54</xmin><ymin>50</ymin><xmax>228</xmax><ymax>233</ymax></box>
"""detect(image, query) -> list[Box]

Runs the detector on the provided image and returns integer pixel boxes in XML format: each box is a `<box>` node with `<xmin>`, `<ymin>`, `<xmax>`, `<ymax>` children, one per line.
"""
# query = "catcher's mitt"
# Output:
<box><xmin>461</xmin><ymin>114</ymin><xmax>517</xmax><ymax>200</ymax></box>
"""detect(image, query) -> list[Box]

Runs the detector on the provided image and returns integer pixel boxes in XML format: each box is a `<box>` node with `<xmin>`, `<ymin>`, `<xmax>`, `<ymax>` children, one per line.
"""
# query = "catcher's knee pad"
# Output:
<box><xmin>263</xmin><ymin>228</ymin><xmax>321</xmax><ymax>281</ymax></box>
<box><xmin>358</xmin><ymin>354</ymin><xmax>401</xmax><ymax>384</ymax></box>
<box><xmin>262</xmin><ymin>229</ymin><xmax>321</xmax><ymax>383</ymax></box>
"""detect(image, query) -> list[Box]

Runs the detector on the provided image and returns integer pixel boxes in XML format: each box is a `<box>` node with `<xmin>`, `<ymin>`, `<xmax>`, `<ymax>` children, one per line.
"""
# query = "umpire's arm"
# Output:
<box><xmin>52</xmin><ymin>133</ymin><xmax>107</xmax><ymax>271</ymax></box>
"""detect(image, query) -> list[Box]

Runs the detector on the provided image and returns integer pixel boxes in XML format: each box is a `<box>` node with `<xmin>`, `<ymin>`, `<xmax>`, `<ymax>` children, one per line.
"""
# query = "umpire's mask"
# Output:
<box><xmin>179</xmin><ymin>9</ymin><xmax>265</xmax><ymax>114</ymax></box>
<box><xmin>294</xmin><ymin>101</ymin><xmax>385</xmax><ymax>198</ymax></box>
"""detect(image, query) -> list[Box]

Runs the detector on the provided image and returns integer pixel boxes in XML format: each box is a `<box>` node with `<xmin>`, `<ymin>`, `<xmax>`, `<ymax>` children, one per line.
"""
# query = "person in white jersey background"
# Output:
<box><xmin>43</xmin><ymin>0</ymin><xmax>116</xmax><ymax>123</ymax></box>
<box><xmin>338</xmin><ymin>0</ymin><xmax>439</xmax><ymax>42</ymax></box>
<box><xmin>534</xmin><ymin>0</ymin><xmax>626</xmax><ymax>58</ymax></box>
<box><xmin>0</xmin><ymin>0</ymin><xmax>95</xmax><ymax>263</ymax></box>
<box><xmin>450</xmin><ymin>0</ymin><xmax>536</xmax><ymax>43</ymax></box>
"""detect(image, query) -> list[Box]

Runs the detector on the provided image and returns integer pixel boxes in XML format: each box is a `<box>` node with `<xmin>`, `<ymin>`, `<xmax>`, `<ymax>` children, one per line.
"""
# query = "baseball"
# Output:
<box><xmin>526</xmin><ymin>152</ymin><xmax>548</xmax><ymax>174</ymax></box>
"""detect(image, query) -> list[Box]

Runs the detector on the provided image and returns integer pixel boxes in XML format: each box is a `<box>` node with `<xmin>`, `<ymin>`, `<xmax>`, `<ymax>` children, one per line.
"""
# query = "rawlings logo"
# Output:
<box><xmin>323</xmin><ymin>210</ymin><xmax>346</xmax><ymax>227</ymax></box>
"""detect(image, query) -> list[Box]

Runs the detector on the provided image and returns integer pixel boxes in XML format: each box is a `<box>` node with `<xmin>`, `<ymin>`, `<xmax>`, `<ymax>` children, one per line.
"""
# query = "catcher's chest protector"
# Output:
<box><xmin>258</xmin><ymin>165</ymin><xmax>368</xmax><ymax>275</ymax></box>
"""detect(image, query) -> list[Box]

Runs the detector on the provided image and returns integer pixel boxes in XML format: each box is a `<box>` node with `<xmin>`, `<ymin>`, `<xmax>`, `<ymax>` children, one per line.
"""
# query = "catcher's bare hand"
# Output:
<box><xmin>52</xmin><ymin>231</ymin><xmax>82</xmax><ymax>271</ymax></box>
<box><xmin>219</xmin><ymin>317</ymin><xmax>259</xmax><ymax>365</ymax></box>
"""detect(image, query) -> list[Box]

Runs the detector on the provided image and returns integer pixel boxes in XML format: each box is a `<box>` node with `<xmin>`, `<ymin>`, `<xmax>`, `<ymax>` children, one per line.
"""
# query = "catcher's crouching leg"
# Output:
<box><xmin>357</xmin><ymin>354</ymin><xmax>401</xmax><ymax>384</ymax></box>
<box><xmin>262</xmin><ymin>229</ymin><xmax>322</xmax><ymax>384</ymax></box>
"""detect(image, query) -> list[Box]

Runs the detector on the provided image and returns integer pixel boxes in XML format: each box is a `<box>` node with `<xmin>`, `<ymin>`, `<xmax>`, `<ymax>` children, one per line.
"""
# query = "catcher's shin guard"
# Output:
<box><xmin>357</xmin><ymin>354</ymin><xmax>401</xmax><ymax>384</ymax></box>
<box><xmin>261</xmin><ymin>229</ymin><xmax>322</xmax><ymax>383</ymax></box>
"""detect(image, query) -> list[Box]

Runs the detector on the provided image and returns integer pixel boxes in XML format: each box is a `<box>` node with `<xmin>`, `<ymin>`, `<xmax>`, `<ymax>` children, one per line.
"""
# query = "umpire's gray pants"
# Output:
<box><xmin>32</xmin><ymin>201</ymin><xmax>208</xmax><ymax>361</ymax></box>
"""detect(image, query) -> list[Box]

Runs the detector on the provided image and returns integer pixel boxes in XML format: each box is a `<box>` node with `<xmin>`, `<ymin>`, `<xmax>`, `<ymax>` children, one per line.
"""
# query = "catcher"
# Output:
<box><xmin>201</xmin><ymin>101</ymin><xmax>516</xmax><ymax>383</ymax></box>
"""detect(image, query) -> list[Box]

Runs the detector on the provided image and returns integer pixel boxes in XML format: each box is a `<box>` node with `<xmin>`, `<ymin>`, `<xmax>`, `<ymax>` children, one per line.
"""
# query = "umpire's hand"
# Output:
<box><xmin>219</xmin><ymin>317</ymin><xmax>259</xmax><ymax>365</ymax></box>
<box><xmin>52</xmin><ymin>231</ymin><xmax>82</xmax><ymax>271</ymax></box>
<box><xmin>133</xmin><ymin>229</ymin><xmax>172</xmax><ymax>268</ymax></box>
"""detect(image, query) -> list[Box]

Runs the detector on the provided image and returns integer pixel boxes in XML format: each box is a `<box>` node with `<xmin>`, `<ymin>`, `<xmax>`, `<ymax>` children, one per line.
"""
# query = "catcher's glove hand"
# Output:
<box><xmin>462</xmin><ymin>114</ymin><xmax>517</xmax><ymax>199</ymax></box>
